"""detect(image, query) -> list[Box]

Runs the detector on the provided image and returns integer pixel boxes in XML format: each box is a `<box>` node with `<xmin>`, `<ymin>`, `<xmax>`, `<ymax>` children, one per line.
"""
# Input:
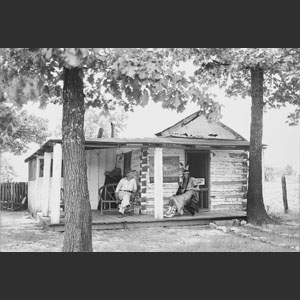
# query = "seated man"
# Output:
<box><xmin>164</xmin><ymin>169</ymin><xmax>200</xmax><ymax>218</ymax></box>
<box><xmin>115</xmin><ymin>168</ymin><xmax>137</xmax><ymax>217</ymax></box>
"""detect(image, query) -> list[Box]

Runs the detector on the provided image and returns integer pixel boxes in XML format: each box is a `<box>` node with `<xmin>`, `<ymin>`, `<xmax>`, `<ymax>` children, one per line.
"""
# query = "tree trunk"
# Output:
<box><xmin>62</xmin><ymin>67</ymin><xmax>93</xmax><ymax>252</ymax></box>
<box><xmin>247</xmin><ymin>66</ymin><xmax>270</xmax><ymax>225</ymax></box>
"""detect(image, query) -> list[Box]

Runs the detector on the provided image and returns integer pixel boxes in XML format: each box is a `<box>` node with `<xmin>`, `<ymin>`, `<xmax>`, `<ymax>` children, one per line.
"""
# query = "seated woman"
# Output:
<box><xmin>164</xmin><ymin>168</ymin><xmax>200</xmax><ymax>218</ymax></box>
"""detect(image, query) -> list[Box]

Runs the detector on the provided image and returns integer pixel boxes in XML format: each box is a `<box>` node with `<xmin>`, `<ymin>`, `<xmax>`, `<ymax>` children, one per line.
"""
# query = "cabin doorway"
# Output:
<box><xmin>186</xmin><ymin>151</ymin><xmax>210</xmax><ymax>210</ymax></box>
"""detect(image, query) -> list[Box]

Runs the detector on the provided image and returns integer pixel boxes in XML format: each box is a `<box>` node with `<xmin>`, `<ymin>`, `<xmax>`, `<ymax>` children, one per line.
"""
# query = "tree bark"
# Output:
<box><xmin>247</xmin><ymin>66</ymin><xmax>270</xmax><ymax>225</ymax></box>
<box><xmin>62</xmin><ymin>67</ymin><xmax>93</xmax><ymax>252</ymax></box>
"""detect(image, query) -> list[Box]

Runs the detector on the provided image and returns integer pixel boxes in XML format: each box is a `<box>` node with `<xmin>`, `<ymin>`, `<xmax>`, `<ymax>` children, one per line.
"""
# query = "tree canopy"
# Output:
<box><xmin>0</xmin><ymin>48</ymin><xmax>217</xmax><ymax>114</ymax></box>
<box><xmin>0</xmin><ymin>102</ymin><xmax>49</xmax><ymax>154</ymax></box>
<box><xmin>188</xmin><ymin>48</ymin><xmax>300</xmax><ymax>124</ymax></box>
<box><xmin>51</xmin><ymin>106</ymin><xmax>128</xmax><ymax>139</ymax></box>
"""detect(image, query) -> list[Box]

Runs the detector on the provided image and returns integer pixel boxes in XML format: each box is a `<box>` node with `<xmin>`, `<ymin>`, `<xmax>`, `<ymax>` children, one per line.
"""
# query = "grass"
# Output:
<box><xmin>0</xmin><ymin>175</ymin><xmax>299</xmax><ymax>252</ymax></box>
<box><xmin>263</xmin><ymin>175</ymin><xmax>299</xmax><ymax>216</ymax></box>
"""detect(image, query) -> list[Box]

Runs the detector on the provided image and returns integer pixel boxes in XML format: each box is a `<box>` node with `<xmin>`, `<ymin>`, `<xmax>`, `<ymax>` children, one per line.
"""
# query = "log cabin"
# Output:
<box><xmin>25</xmin><ymin>110</ymin><xmax>250</xmax><ymax>224</ymax></box>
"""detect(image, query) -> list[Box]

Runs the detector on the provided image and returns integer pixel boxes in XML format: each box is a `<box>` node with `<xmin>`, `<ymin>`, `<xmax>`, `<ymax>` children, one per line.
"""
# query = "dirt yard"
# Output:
<box><xmin>0</xmin><ymin>176</ymin><xmax>299</xmax><ymax>252</ymax></box>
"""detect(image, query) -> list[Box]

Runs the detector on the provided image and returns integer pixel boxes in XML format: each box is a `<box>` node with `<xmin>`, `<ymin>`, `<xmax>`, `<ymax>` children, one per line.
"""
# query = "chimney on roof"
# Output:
<box><xmin>111</xmin><ymin>122</ymin><xmax>115</xmax><ymax>138</ymax></box>
<box><xmin>97</xmin><ymin>128</ymin><xmax>104</xmax><ymax>138</ymax></box>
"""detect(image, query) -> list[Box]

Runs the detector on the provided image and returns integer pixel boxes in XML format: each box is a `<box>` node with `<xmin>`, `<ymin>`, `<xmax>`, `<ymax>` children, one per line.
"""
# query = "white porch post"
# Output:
<box><xmin>33</xmin><ymin>156</ymin><xmax>41</xmax><ymax>216</ymax></box>
<box><xmin>42</xmin><ymin>152</ymin><xmax>51</xmax><ymax>217</ymax></box>
<box><xmin>154</xmin><ymin>147</ymin><xmax>163</xmax><ymax>219</ymax></box>
<box><xmin>50</xmin><ymin>143</ymin><xmax>62</xmax><ymax>224</ymax></box>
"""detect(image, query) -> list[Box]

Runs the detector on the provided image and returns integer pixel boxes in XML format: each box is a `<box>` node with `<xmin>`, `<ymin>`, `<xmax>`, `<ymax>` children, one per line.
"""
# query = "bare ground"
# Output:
<box><xmin>0</xmin><ymin>177</ymin><xmax>299</xmax><ymax>252</ymax></box>
<box><xmin>0</xmin><ymin>210</ymin><xmax>299</xmax><ymax>252</ymax></box>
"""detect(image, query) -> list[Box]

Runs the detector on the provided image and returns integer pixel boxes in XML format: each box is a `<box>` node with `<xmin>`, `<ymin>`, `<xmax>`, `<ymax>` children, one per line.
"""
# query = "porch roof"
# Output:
<box><xmin>24</xmin><ymin>137</ymin><xmax>250</xmax><ymax>162</ymax></box>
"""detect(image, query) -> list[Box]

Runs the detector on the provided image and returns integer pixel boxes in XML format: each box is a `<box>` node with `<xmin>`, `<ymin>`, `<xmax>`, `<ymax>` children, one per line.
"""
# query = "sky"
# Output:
<box><xmin>4</xmin><ymin>87</ymin><xmax>299</xmax><ymax>182</ymax></box>
<box><xmin>2</xmin><ymin>58</ymin><xmax>299</xmax><ymax>181</ymax></box>
<box><xmin>122</xmin><ymin>89</ymin><xmax>299</xmax><ymax>172</ymax></box>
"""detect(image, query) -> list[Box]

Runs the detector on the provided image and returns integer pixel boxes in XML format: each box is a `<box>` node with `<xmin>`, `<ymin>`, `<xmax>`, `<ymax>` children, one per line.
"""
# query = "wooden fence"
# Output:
<box><xmin>0</xmin><ymin>182</ymin><xmax>28</xmax><ymax>210</ymax></box>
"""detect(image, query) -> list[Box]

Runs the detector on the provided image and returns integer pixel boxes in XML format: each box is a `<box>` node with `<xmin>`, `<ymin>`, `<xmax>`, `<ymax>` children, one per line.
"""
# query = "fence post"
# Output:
<box><xmin>11</xmin><ymin>182</ymin><xmax>14</xmax><ymax>210</ymax></box>
<box><xmin>281</xmin><ymin>176</ymin><xmax>289</xmax><ymax>213</ymax></box>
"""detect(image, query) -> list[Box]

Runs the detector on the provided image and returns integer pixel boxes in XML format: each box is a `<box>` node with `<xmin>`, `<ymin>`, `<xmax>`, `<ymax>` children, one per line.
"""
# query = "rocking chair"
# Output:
<box><xmin>98</xmin><ymin>183</ymin><xmax>139</xmax><ymax>215</ymax></box>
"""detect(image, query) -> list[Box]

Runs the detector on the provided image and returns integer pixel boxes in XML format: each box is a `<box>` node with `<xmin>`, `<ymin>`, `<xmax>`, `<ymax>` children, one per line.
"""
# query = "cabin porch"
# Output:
<box><xmin>37</xmin><ymin>209</ymin><xmax>247</xmax><ymax>232</ymax></box>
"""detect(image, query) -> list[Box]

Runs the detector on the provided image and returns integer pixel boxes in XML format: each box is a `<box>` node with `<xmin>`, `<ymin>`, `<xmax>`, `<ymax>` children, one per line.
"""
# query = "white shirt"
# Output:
<box><xmin>116</xmin><ymin>177</ymin><xmax>137</xmax><ymax>193</ymax></box>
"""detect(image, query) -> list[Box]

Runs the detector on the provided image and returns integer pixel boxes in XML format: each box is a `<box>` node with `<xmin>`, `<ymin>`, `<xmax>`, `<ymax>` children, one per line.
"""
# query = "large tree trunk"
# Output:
<box><xmin>247</xmin><ymin>66</ymin><xmax>270</xmax><ymax>225</ymax></box>
<box><xmin>62</xmin><ymin>67</ymin><xmax>93</xmax><ymax>252</ymax></box>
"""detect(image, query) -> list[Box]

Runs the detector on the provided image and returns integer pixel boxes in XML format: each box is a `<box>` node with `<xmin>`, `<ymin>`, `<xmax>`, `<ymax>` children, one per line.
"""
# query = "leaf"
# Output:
<box><xmin>172</xmin><ymin>91</ymin><xmax>181</xmax><ymax>108</ymax></box>
<box><xmin>139</xmin><ymin>71</ymin><xmax>147</xmax><ymax>79</ymax></box>
<box><xmin>45</xmin><ymin>48</ymin><xmax>53</xmax><ymax>60</ymax></box>
<box><xmin>80</xmin><ymin>48</ymin><xmax>88</xmax><ymax>58</ymax></box>
<box><xmin>141</xmin><ymin>89</ymin><xmax>149</xmax><ymax>107</ymax></box>
<box><xmin>125</xmin><ymin>65</ymin><xmax>136</xmax><ymax>78</ymax></box>
<box><xmin>62</xmin><ymin>49</ymin><xmax>81</xmax><ymax>67</ymax></box>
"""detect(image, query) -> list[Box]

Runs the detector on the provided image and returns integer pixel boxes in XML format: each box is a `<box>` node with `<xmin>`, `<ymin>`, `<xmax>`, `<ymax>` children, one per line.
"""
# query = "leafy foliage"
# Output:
<box><xmin>0</xmin><ymin>155</ymin><xmax>17</xmax><ymax>182</ymax></box>
<box><xmin>0</xmin><ymin>48</ymin><xmax>220</xmax><ymax>117</ymax></box>
<box><xmin>189</xmin><ymin>48</ymin><xmax>300</xmax><ymax>124</ymax></box>
<box><xmin>264</xmin><ymin>164</ymin><xmax>297</xmax><ymax>181</ymax></box>
<box><xmin>84</xmin><ymin>107</ymin><xmax>128</xmax><ymax>138</ymax></box>
<box><xmin>51</xmin><ymin>106</ymin><xmax>128</xmax><ymax>138</ymax></box>
<box><xmin>0</xmin><ymin>102</ymin><xmax>49</xmax><ymax>154</ymax></box>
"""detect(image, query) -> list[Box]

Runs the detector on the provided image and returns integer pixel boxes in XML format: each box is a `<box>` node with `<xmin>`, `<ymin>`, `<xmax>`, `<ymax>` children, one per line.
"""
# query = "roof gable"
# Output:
<box><xmin>155</xmin><ymin>110</ymin><xmax>247</xmax><ymax>141</ymax></box>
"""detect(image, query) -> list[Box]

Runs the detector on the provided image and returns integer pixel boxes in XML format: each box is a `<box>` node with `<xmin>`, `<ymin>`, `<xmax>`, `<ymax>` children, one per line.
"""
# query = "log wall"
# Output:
<box><xmin>210</xmin><ymin>150</ymin><xmax>248</xmax><ymax>210</ymax></box>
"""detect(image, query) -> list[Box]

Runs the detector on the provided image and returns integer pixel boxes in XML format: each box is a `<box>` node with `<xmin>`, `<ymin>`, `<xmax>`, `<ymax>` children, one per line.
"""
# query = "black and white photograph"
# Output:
<box><xmin>0</xmin><ymin>48</ymin><xmax>299</xmax><ymax>252</ymax></box>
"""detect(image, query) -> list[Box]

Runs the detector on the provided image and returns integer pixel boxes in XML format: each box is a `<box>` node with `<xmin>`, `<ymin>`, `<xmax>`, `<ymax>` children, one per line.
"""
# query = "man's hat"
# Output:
<box><xmin>125</xmin><ymin>168</ymin><xmax>135</xmax><ymax>175</ymax></box>
<box><xmin>183</xmin><ymin>164</ymin><xmax>189</xmax><ymax>173</ymax></box>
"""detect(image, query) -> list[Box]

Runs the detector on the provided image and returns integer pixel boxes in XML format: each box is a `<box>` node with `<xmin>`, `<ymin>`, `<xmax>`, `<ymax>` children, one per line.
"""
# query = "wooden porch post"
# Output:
<box><xmin>33</xmin><ymin>156</ymin><xmax>41</xmax><ymax>216</ymax></box>
<box><xmin>42</xmin><ymin>152</ymin><xmax>51</xmax><ymax>217</ymax></box>
<box><xmin>154</xmin><ymin>147</ymin><xmax>163</xmax><ymax>219</ymax></box>
<box><xmin>50</xmin><ymin>143</ymin><xmax>62</xmax><ymax>224</ymax></box>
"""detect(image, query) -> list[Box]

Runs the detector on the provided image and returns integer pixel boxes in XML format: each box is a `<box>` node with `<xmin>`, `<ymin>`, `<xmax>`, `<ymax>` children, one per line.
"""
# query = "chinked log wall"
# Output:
<box><xmin>210</xmin><ymin>150</ymin><xmax>248</xmax><ymax>210</ymax></box>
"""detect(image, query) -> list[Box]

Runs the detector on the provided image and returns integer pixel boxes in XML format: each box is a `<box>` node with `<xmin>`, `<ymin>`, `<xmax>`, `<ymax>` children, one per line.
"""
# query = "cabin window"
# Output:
<box><xmin>149</xmin><ymin>156</ymin><xmax>180</xmax><ymax>183</ymax></box>
<box><xmin>123</xmin><ymin>152</ymin><xmax>132</xmax><ymax>174</ymax></box>
<box><xmin>28</xmin><ymin>158</ymin><xmax>37</xmax><ymax>181</ymax></box>
<box><xmin>39</xmin><ymin>159</ymin><xmax>44</xmax><ymax>177</ymax></box>
<box><xmin>50</xmin><ymin>159</ymin><xmax>53</xmax><ymax>177</ymax></box>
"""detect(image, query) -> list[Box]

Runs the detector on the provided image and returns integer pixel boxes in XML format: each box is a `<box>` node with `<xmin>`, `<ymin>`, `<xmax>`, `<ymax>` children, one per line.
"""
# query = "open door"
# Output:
<box><xmin>186</xmin><ymin>151</ymin><xmax>210</xmax><ymax>210</ymax></box>
<box><xmin>123</xmin><ymin>151</ymin><xmax>132</xmax><ymax>174</ymax></box>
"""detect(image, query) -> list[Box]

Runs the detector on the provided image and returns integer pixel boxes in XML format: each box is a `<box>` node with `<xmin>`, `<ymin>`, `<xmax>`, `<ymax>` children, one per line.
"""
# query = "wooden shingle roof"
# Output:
<box><xmin>155</xmin><ymin>110</ymin><xmax>248</xmax><ymax>141</ymax></box>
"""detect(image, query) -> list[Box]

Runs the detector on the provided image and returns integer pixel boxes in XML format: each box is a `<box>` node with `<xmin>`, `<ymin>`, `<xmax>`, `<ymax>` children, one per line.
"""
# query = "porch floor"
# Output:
<box><xmin>37</xmin><ymin>209</ymin><xmax>247</xmax><ymax>232</ymax></box>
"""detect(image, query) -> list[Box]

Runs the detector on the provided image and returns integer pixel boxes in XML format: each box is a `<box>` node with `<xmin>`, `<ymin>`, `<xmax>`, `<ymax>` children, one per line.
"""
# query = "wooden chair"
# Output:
<box><xmin>98</xmin><ymin>183</ymin><xmax>139</xmax><ymax>215</ymax></box>
<box><xmin>60</xmin><ymin>188</ymin><xmax>65</xmax><ymax>211</ymax></box>
<box><xmin>98</xmin><ymin>183</ymin><xmax>119</xmax><ymax>215</ymax></box>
